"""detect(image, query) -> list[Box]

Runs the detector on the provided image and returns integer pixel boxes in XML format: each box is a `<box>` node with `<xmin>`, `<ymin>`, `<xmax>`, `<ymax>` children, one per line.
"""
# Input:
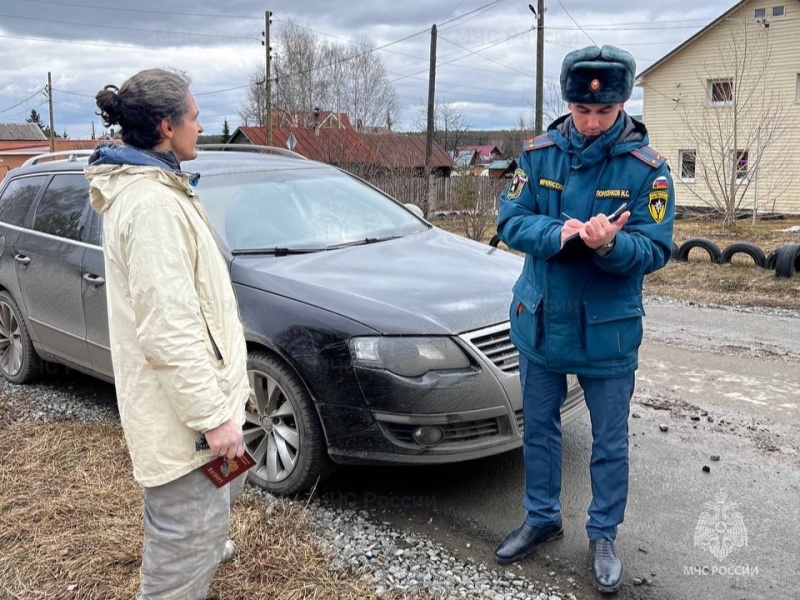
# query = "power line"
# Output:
<box><xmin>553</xmin><ymin>0</ymin><xmax>597</xmax><ymax>46</ymax></box>
<box><xmin>4</xmin><ymin>0</ymin><xmax>262</xmax><ymax>20</ymax></box>
<box><xmin>0</xmin><ymin>88</ymin><xmax>45</xmax><ymax>114</ymax></box>
<box><xmin>52</xmin><ymin>88</ymin><xmax>94</xmax><ymax>98</ymax></box>
<box><xmin>390</xmin><ymin>28</ymin><xmax>534</xmax><ymax>84</ymax></box>
<box><xmin>272</xmin><ymin>28</ymin><xmax>430</xmax><ymax>81</ymax></box>
<box><xmin>437</xmin><ymin>0</ymin><xmax>506</xmax><ymax>28</ymax></box>
<box><xmin>439</xmin><ymin>0</ymin><xmax>510</xmax><ymax>31</ymax></box>
<box><xmin>0</xmin><ymin>12</ymin><xmax>258</xmax><ymax>42</ymax></box>
<box><xmin>0</xmin><ymin>32</ymin><xmax>262</xmax><ymax>56</ymax></box>
<box><xmin>439</xmin><ymin>32</ymin><xmax>533</xmax><ymax>77</ymax></box>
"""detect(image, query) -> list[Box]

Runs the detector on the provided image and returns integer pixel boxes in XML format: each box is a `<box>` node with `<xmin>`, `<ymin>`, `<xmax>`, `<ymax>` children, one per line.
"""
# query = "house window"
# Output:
<box><xmin>708</xmin><ymin>79</ymin><xmax>733</xmax><ymax>106</ymax></box>
<box><xmin>679</xmin><ymin>150</ymin><xmax>696</xmax><ymax>182</ymax></box>
<box><xmin>772</xmin><ymin>5</ymin><xmax>785</xmax><ymax>17</ymax></box>
<box><xmin>733</xmin><ymin>150</ymin><xmax>749</xmax><ymax>183</ymax></box>
<box><xmin>754</xmin><ymin>7</ymin><xmax>766</xmax><ymax>19</ymax></box>
<box><xmin>796</xmin><ymin>74</ymin><xmax>800</xmax><ymax>103</ymax></box>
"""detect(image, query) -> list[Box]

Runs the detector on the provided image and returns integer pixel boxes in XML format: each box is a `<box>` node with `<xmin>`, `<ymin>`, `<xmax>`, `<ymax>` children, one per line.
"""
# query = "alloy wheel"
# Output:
<box><xmin>0</xmin><ymin>300</ymin><xmax>23</xmax><ymax>377</ymax></box>
<box><xmin>243</xmin><ymin>369</ymin><xmax>301</xmax><ymax>485</ymax></box>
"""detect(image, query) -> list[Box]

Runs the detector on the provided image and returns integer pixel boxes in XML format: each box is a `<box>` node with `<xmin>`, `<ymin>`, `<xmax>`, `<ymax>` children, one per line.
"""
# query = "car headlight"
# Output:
<box><xmin>350</xmin><ymin>337</ymin><xmax>470</xmax><ymax>377</ymax></box>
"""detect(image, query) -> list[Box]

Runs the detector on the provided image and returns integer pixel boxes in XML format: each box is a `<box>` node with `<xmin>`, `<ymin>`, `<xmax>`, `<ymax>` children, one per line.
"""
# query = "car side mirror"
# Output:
<box><xmin>404</xmin><ymin>203</ymin><xmax>425</xmax><ymax>219</ymax></box>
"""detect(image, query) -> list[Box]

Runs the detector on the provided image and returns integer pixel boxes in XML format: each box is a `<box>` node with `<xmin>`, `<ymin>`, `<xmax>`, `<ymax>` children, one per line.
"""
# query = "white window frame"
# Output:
<box><xmin>733</xmin><ymin>149</ymin><xmax>749</xmax><ymax>184</ymax></box>
<box><xmin>754</xmin><ymin>7</ymin><xmax>766</xmax><ymax>19</ymax></box>
<box><xmin>708</xmin><ymin>79</ymin><xmax>734</xmax><ymax>107</ymax></box>
<box><xmin>772</xmin><ymin>5</ymin><xmax>785</xmax><ymax>17</ymax></box>
<box><xmin>678</xmin><ymin>150</ymin><xmax>696</xmax><ymax>183</ymax></box>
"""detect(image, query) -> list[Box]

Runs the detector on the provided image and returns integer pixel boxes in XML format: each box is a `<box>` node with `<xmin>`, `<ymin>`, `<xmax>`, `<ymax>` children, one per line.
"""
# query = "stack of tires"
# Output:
<box><xmin>673</xmin><ymin>238</ymin><xmax>800</xmax><ymax>278</ymax></box>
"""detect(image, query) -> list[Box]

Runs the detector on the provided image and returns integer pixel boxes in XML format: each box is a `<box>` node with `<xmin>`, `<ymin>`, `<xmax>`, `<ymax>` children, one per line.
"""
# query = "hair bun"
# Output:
<box><xmin>95</xmin><ymin>84</ymin><xmax>122</xmax><ymax>126</ymax></box>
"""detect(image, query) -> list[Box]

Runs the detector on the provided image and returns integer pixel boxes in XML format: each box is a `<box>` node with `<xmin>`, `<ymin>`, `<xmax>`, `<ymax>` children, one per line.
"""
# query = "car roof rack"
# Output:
<box><xmin>21</xmin><ymin>149</ymin><xmax>95</xmax><ymax>167</ymax></box>
<box><xmin>197</xmin><ymin>144</ymin><xmax>307</xmax><ymax>160</ymax></box>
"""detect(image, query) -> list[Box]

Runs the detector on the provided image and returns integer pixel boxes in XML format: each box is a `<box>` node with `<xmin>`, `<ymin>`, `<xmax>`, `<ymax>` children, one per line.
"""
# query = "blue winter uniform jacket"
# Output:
<box><xmin>497</xmin><ymin>112</ymin><xmax>675</xmax><ymax>378</ymax></box>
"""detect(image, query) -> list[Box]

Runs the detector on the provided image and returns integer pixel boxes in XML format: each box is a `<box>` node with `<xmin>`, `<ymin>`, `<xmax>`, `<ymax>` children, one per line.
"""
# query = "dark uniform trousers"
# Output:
<box><xmin>520</xmin><ymin>353</ymin><xmax>635</xmax><ymax>541</ymax></box>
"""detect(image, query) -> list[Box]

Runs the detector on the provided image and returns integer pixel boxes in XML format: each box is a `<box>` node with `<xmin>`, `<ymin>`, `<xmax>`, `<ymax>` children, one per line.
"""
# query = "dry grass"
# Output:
<box><xmin>651</xmin><ymin>216</ymin><xmax>800</xmax><ymax>308</ymax></box>
<box><xmin>438</xmin><ymin>215</ymin><xmax>800</xmax><ymax>310</ymax></box>
<box><xmin>0</xmin><ymin>410</ymin><xmax>423</xmax><ymax>600</ymax></box>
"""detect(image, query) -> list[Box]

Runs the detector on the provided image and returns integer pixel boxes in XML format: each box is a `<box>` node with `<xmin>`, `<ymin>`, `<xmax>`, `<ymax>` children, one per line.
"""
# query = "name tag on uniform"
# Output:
<box><xmin>538</xmin><ymin>178</ymin><xmax>564</xmax><ymax>191</ymax></box>
<box><xmin>595</xmin><ymin>189</ymin><xmax>631</xmax><ymax>199</ymax></box>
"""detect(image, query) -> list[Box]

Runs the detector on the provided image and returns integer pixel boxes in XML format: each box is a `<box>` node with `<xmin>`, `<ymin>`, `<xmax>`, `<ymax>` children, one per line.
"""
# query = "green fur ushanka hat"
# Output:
<box><xmin>560</xmin><ymin>45</ymin><xmax>636</xmax><ymax>104</ymax></box>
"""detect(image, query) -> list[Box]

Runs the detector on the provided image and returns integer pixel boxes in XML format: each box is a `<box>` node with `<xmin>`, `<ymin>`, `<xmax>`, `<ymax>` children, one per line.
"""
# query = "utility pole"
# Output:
<box><xmin>424</xmin><ymin>24</ymin><xmax>437</xmax><ymax>217</ymax></box>
<box><xmin>528</xmin><ymin>1</ymin><xmax>545</xmax><ymax>135</ymax></box>
<box><xmin>46</xmin><ymin>72</ymin><xmax>55</xmax><ymax>153</ymax></box>
<box><xmin>263</xmin><ymin>10</ymin><xmax>273</xmax><ymax>146</ymax></box>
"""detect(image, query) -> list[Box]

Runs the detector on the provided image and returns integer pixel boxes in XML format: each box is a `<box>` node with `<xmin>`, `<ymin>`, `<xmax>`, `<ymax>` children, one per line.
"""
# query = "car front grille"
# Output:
<box><xmin>383</xmin><ymin>417</ymin><xmax>501</xmax><ymax>446</ymax></box>
<box><xmin>461</xmin><ymin>322</ymin><xmax>519</xmax><ymax>374</ymax></box>
<box><xmin>515</xmin><ymin>409</ymin><xmax>524</xmax><ymax>433</ymax></box>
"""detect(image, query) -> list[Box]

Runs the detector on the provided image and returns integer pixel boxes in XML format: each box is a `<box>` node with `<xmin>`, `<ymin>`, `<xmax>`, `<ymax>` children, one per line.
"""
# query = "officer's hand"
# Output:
<box><xmin>580</xmin><ymin>211</ymin><xmax>630</xmax><ymax>249</ymax></box>
<box><xmin>560</xmin><ymin>219</ymin><xmax>583</xmax><ymax>246</ymax></box>
<box><xmin>204</xmin><ymin>420</ymin><xmax>245</xmax><ymax>459</ymax></box>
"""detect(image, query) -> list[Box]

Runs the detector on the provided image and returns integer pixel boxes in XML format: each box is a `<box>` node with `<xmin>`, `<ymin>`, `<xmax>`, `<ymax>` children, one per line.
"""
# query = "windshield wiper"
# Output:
<box><xmin>325</xmin><ymin>235</ymin><xmax>404</xmax><ymax>251</ymax></box>
<box><xmin>231</xmin><ymin>247</ymin><xmax>325</xmax><ymax>256</ymax></box>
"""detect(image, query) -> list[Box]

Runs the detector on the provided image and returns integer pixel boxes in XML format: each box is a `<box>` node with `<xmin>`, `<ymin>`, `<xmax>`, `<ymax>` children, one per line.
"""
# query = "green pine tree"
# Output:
<box><xmin>26</xmin><ymin>109</ymin><xmax>45</xmax><ymax>131</ymax></box>
<box><xmin>220</xmin><ymin>118</ymin><xmax>231</xmax><ymax>144</ymax></box>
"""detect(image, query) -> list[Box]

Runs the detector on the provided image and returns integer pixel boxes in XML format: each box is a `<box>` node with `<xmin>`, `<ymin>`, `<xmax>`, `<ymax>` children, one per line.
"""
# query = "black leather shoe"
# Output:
<box><xmin>589</xmin><ymin>539</ymin><xmax>624</xmax><ymax>593</ymax></box>
<box><xmin>494</xmin><ymin>521</ymin><xmax>563</xmax><ymax>565</ymax></box>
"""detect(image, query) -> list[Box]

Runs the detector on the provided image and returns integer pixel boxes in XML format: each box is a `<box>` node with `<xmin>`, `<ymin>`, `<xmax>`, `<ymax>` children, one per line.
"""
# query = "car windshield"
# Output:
<box><xmin>196</xmin><ymin>165</ymin><xmax>428</xmax><ymax>252</ymax></box>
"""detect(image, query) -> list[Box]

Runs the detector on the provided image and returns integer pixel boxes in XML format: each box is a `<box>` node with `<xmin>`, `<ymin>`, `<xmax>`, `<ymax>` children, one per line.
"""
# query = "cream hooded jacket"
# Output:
<box><xmin>85</xmin><ymin>163</ymin><xmax>249</xmax><ymax>487</ymax></box>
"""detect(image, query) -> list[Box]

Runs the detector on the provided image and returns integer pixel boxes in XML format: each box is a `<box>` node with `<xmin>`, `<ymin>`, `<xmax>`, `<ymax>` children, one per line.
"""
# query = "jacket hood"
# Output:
<box><xmin>84</xmin><ymin>144</ymin><xmax>199</xmax><ymax>214</ymax></box>
<box><xmin>548</xmin><ymin>111</ymin><xmax>647</xmax><ymax>165</ymax></box>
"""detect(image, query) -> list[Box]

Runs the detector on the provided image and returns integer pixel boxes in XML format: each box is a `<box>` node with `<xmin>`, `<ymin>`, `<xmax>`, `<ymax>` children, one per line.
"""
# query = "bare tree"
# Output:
<box><xmin>239</xmin><ymin>62</ymin><xmax>266</xmax><ymax>127</ymax></box>
<box><xmin>521</xmin><ymin>81</ymin><xmax>568</xmax><ymax>131</ymax></box>
<box><xmin>543</xmin><ymin>80</ymin><xmax>568</xmax><ymax>125</ymax></box>
<box><xmin>449</xmin><ymin>169</ymin><xmax>505</xmax><ymax>241</ymax></box>
<box><xmin>675</xmin><ymin>20</ymin><xmax>793</xmax><ymax>227</ymax></box>
<box><xmin>414</xmin><ymin>100</ymin><xmax>471</xmax><ymax>154</ymax></box>
<box><xmin>241</xmin><ymin>20</ymin><xmax>397</xmax><ymax>129</ymax></box>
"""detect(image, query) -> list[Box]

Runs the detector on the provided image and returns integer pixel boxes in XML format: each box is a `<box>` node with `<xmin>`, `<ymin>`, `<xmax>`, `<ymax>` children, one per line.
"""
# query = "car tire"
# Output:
<box><xmin>774</xmin><ymin>243</ymin><xmax>800</xmax><ymax>278</ymax></box>
<box><xmin>671</xmin><ymin>241</ymin><xmax>683</xmax><ymax>261</ymax></box>
<box><xmin>765</xmin><ymin>249</ymin><xmax>778</xmax><ymax>270</ymax></box>
<box><xmin>719</xmin><ymin>242</ymin><xmax>767</xmax><ymax>268</ymax></box>
<box><xmin>0</xmin><ymin>290</ymin><xmax>41</xmax><ymax>384</ymax></box>
<box><xmin>244</xmin><ymin>351</ymin><xmax>334</xmax><ymax>495</ymax></box>
<box><xmin>677</xmin><ymin>238</ymin><xmax>722</xmax><ymax>263</ymax></box>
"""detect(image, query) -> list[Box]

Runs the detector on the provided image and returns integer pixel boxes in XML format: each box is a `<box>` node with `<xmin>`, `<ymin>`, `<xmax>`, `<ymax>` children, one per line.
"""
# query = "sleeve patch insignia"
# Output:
<box><xmin>648</xmin><ymin>191</ymin><xmax>669</xmax><ymax>223</ymax></box>
<box><xmin>652</xmin><ymin>175</ymin><xmax>670</xmax><ymax>190</ymax></box>
<box><xmin>508</xmin><ymin>168</ymin><xmax>529</xmax><ymax>199</ymax></box>
<box><xmin>538</xmin><ymin>178</ymin><xmax>564</xmax><ymax>191</ymax></box>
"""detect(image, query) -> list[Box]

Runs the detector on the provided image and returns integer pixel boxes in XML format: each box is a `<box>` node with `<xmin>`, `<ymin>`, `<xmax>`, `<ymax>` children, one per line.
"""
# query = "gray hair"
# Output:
<box><xmin>95</xmin><ymin>69</ymin><xmax>192</xmax><ymax>149</ymax></box>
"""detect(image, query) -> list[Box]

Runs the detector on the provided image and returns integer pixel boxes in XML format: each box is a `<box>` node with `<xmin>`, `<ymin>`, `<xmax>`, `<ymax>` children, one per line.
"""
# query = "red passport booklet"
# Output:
<box><xmin>200</xmin><ymin>451</ymin><xmax>256</xmax><ymax>488</ymax></box>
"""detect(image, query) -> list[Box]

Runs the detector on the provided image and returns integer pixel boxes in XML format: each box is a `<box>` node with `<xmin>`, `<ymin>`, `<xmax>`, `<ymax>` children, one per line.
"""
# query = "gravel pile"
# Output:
<box><xmin>303</xmin><ymin>501</ymin><xmax>578</xmax><ymax>600</ymax></box>
<box><xmin>3</xmin><ymin>377</ymin><xmax>573</xmax><ymax>600</ymax></box>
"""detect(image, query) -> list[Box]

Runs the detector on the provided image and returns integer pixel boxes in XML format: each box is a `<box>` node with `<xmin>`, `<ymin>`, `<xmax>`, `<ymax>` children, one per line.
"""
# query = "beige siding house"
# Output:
<box><xmin>637</xmin><ymin>0</ymin><xmax>800</xmax><ymax>215</ymax></box>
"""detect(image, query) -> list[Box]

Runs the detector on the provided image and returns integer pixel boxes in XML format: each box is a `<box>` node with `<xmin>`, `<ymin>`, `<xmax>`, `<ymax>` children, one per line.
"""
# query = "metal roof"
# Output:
<box><xmin>0</xmin><ymin>123</ymin><xmax>48</xmax><ymax>141</ymax></box>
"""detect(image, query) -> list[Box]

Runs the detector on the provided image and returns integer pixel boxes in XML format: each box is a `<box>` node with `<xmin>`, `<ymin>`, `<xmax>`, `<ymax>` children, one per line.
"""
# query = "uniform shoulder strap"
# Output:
<box><xmin>522</xmin><ymin>133</ymin><xmax>556</xmax><ymax>152</ymax></box>
<box><xmin>631</xmin><ymin>145</ymin><xmax>667</xmax><ymax>168</ymax></box>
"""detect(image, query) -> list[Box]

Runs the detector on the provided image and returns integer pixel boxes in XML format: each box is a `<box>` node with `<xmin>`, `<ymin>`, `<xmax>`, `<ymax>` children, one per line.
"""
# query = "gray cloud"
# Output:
<box><xmin>0</xmin><ymin>0</ymin><xmax>734</xmax><ymax>140</ymax></box>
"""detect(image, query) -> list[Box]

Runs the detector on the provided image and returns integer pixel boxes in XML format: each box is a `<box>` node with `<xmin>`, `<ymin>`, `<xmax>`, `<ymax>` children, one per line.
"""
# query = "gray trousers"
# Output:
<box><xmin>138</xmin><ymin>468</ymin><xmax>246</xmax><ymax>600</ymax></box>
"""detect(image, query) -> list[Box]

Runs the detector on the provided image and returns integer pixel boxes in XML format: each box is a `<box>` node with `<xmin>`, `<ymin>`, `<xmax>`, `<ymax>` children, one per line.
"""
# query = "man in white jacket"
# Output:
<box><xmin>85</xmin><ymin>69</ymin><xmax>251</xmax><ymax>600</ymax></box>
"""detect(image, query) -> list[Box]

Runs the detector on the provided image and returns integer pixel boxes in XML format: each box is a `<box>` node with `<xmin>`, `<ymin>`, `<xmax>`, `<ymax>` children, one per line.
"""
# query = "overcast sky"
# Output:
<box><xmin>0</xmin><ymin>0</ymin><xmax>737</xmax><ymax>139</ymax></box>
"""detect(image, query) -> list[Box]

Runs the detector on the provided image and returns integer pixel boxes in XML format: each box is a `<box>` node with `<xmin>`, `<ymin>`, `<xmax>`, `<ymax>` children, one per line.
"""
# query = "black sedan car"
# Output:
<box><xmin>0</xmin><ymin>146</ymin><xmax>586</xmax><ymax>494</ymax></box>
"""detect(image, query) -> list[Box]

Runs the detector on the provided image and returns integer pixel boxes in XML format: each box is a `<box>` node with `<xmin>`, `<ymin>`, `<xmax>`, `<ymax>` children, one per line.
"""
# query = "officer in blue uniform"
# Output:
<box><xmin>494</xmin><ymin>45</ymin><xmax>675</xmax><ymax>594</ymax></box>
